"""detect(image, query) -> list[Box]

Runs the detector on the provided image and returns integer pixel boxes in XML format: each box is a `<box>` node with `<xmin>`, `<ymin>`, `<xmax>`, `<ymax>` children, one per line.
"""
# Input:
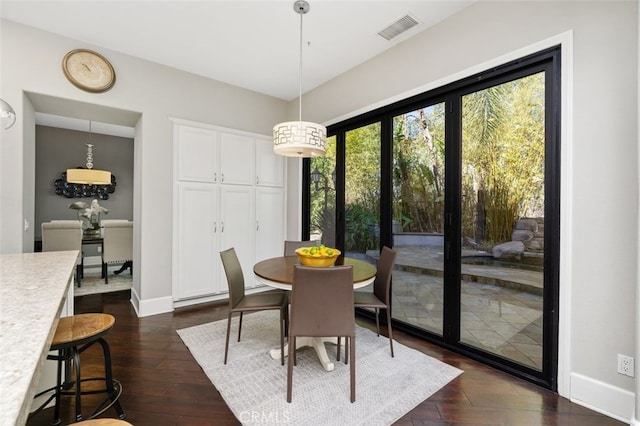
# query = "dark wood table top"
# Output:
<box><xmin>253</xmin><ymin>255</ymin><xmax>376</xmax><ymax>288</ymax></box>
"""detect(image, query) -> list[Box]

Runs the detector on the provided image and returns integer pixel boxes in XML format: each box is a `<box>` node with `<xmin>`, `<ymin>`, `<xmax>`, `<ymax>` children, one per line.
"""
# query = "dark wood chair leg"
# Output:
<box><xmin>279</xmin><ymin>308</ymin><xmax>284</xmax><ymax>366</ymax></box>
<box><xmin>114</xmin><ymin>261</ymin><xmax>132</xmax><ymax>275</ymax></box>
<box><xmin>224</xmin><ymin>313</ymin><xmax>232</xmax><ymax>365</ymax></box>
<box><xmin>350</xmin><ymin>336</ymin><xmax>356</xmax><ymax>403</ymax></box>
<box><xmin>345</xmin><ymin>337</ymin><xmax>349</xmax><ymax>365</ymax></box>
<box><xmin>287</xmin><ymin>336</ymin><xmax>295</xmax><ymax>403</ymax></box>
<box><xmin>386</xmin><ymin>307</ymin><xmax>394</xmax><ymax>357</ymax></box>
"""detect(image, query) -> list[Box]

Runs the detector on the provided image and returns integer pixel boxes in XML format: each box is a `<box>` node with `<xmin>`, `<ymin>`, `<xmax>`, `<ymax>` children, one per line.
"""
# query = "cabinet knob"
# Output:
<box><xmin>256</xmin><ymin>176</ymin><xmax>260</xmax><ymax>185</ymax></box>
<box><xmin>221</xmin><ymin>173</ymin><xmax>225</xmax><ymax>183</ymax></box>
<box><xmin>213</xmin><ymin>221</ymin><xmax>217</xmax><ymax>232</ymax></box>
<box><xmin>256</xmin><ymin>220</ymin><xmax>259</xmax><ymax>231</ymax></box>
<box><xmin>221</xmin><ymin>221</ymin><xmax>224</xmax><ymax>232</ymax></box>
<box><xmin>214</xmin><ymin>172</ymin><xmax>217</xmax><ymax>182</ymax></box>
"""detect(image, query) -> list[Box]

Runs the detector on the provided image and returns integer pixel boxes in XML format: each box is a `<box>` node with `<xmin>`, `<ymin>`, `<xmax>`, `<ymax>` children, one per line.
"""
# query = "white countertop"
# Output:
<box><xmin>0</xmin><ymin>251</ymin><xmax>78</xmax><ymax>426</ymax></box>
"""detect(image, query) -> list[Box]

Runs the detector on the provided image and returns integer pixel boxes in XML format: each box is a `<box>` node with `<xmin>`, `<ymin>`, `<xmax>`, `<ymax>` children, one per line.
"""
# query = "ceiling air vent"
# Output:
<box><xmin>377</xmin><ymin>14</ymin><xmax>420</xmax><ymax>41</ymax></box>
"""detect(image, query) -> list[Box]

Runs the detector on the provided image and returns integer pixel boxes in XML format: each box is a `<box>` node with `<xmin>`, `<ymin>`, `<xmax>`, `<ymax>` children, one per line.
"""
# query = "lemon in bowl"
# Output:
<box><xmin>295</xmin><ymin>245</ymin><xmax>341</xmax><ymax>267</ymax></box>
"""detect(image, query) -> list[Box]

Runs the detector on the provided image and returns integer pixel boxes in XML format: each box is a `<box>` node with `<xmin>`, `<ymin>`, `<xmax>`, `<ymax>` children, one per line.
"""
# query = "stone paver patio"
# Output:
<box><xmin>359</xmin><ymin>245</ymin><xmax>544</xmax><ymax>370</ymax></box>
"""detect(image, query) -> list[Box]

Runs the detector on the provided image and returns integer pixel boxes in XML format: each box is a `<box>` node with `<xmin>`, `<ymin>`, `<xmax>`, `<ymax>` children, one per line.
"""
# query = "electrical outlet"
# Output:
<box><xmin>617</xmin><ymin>354</ymin><xmax>634</xmax><ymax>377</ymax></box>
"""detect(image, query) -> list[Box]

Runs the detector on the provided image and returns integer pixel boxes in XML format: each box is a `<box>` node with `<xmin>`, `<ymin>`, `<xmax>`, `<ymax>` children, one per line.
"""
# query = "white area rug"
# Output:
<box><xmin>177</xmin><ymin>310</ymin><xmax>462</xmax><ymax>426</ymax></box>
<box><xmin>75</xmin><ymin>269</ymin><xmax>132</xmax><ymax>296</ymax></box>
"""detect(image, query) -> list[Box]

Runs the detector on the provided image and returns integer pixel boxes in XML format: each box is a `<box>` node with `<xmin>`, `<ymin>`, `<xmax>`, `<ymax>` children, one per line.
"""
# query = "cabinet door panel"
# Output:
<box><xmin>176</xmin><ymin>183</ymin><xmax>221</xmax><ymax>299</ymax></box>
<box><xmin>219</xmin><ymin>133</ymin><xmax>254</xmax><ymax>185</ymax></box>
<box><xmin>219</xmin><ymin>186</ymin><xmax>255</xmax><ymax>286</ymax></box>
<box><xmin>176</xmin><ymin>125</ymin><xmax>218</xmax><ymax>182</ymax></box>
<box><xmin>255</xmin><ymin>188</ymin><xmax>285</xmax><ymax>263</ymax></box>
<box><xmin>255</xmin><ymin>137</ymin><xmax>285</xmax><ymax>187</ymax></box>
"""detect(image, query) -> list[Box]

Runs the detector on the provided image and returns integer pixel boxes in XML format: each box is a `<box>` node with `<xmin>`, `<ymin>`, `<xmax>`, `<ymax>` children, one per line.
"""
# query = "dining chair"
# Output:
<box><xmin>287</xmin><ymin>265</ymin><xmax>356</xmax><ymax>403</ymax></box>
<box><xmin>42</xmin><ymin>220</ymin><xmax>84</xmax><ymax>285</ymax></box>
<box><xmin>101</xmin><ymin>220</ymin><xmax>133</xmax><ymax>284</ymax></box>
<box><xmin>220</xmin><ymin>248</ymin><xmax>288</xmax><ymax>365</ymax></box>
<box><xmin>353</xmin><ymin>246</ymin><xmax>397</xmax><ymax>357</ymax></box>
<box><xmin>283</xmin><ymin>240</ymin><xmax>313</xmax><ymax>256</ymax></box>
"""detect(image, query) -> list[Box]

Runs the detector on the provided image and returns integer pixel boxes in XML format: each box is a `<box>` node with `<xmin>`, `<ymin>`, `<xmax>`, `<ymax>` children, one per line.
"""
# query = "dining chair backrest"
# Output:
<box><xmin>41</xmin><ymin>220</ymin><xmax>83</xmax><ymax>265</ymax></box>
<box><xmin>290</xmin><ymin>265</ymin><xmax>354</xmax><ymax>337</ymax></box>
<box><xmin>283</xmin><ymin>240</ymin><xmax>313</xmax><ymax>257</ymax></box>
<box><xmin>220</xmin><ymin>248</ymin><xmax>245</xmax><ymax>309</ymax></box>
<box><xmin>373</xmin><ymin>246</ymin><xmax>397</xmax><ymax>304</ymax></box>
<box><xmin>102</xmin><ymin>220</ymin><xmax>133</xmax><ymax>265</ymax></box>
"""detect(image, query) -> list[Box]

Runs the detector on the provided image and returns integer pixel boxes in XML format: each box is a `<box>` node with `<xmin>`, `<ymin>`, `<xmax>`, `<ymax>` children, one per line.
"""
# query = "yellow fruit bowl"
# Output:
<box><xmin>295</xmin><ymin>247</ymin><xmax>341</xmax><ymax>267</ymax></box>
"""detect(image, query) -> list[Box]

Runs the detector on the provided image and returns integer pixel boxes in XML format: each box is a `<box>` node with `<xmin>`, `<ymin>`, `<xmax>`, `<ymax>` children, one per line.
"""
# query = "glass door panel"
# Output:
<box><xmin>344</xmin><ymin>123</ymin><xmax>381</xmax><ymax>260</ymax></box>
<box><xmin>390</xmin><ymin>104</ymin><xmax>446</xmax><ymax>335</ymax></box>
<box><xmin>310</xmin><ymin>136</ymin><xmax>336</xmax><ymax>247</ymax></box>
<box><xmin>460</xmin><ymin>72</ymin><xmax>545</xmax><ymax>370</ymax></box>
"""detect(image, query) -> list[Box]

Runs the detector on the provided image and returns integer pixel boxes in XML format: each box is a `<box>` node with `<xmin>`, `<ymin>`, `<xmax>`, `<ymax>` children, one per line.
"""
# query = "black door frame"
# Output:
<box><xmin>303</xmin><ymin>46</ymin><xmax>561</xmax><ymax>390</ymax></box>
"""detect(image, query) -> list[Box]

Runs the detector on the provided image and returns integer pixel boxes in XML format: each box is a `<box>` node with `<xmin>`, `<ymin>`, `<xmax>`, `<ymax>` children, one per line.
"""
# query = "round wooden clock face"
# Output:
<box><xmin>62</xmin><ymin>49</ymin><xmax>116</xmax><ymax>93</ymax></box>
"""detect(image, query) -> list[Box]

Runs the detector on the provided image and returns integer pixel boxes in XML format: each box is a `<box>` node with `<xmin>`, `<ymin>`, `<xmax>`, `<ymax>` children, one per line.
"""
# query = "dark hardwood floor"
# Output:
<box><xmin>27</xmin><ymin>290</ymin><xmax>623</xmax><ymax>426</ymax></box>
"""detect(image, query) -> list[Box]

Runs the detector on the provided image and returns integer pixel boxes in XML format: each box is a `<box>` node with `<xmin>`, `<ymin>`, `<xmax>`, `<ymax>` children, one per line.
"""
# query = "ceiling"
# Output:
<box><xmin>0</xmin><ymin>0</ymin><xmax>474</xmax><ymax>101</ymax></box>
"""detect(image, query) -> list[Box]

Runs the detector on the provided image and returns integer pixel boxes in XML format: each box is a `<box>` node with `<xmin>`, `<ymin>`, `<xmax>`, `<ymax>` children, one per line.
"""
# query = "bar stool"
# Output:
<box><xmin>32</xmin><ymin>313</ymin><xmax>125</xmax><ymax>425</ymax></box>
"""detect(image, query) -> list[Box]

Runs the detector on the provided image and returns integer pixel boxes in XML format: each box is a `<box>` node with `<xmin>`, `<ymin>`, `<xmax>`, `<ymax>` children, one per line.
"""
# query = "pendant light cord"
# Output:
<box><xmin>298</xmin><ymin>4</ymin><xmax>303</xmax><ymax>123</ymax></box>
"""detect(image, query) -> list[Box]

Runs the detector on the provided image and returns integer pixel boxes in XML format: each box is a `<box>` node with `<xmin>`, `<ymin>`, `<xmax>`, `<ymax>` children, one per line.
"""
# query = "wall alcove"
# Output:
<box><xmin>28</xmin><ymin>92</ymin><xmax>140</xmax><ymax>287</ymax></box>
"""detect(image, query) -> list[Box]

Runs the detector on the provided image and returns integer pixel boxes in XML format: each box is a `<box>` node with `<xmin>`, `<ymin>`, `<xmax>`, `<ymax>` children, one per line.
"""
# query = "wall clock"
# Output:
<box><xmin>62</xmin><ymin>49</ymin><xmax>116</xmax><ymax>93</ymax></box>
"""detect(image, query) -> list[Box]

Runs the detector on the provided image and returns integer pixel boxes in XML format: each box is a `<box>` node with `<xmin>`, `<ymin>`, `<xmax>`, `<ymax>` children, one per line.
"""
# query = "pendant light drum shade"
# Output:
<box><xmin>66</xmin><ymin>123</ymin><xmax>112</xmax><ymax>185</ymax></box>
<box><xmin>273</xmin><ymin>120</ymin><xmax>326</xmax><ymax>157</ymax></box>
<box><xmin>66</xmin><ymin>168</ymin><xmax>111</xmax><ymax>185</ymax></box>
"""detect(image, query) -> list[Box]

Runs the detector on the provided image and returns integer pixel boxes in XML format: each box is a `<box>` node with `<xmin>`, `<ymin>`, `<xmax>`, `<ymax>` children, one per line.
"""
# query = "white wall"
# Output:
<box><xmin>299</xmin><ymin>1</ymin><xmax>638</xmax><ymax>422</ymax></box>
<box><xmin>0</xmin><ymin>19</ymin><xmax>289</xmax><ymax>312</ymax></box>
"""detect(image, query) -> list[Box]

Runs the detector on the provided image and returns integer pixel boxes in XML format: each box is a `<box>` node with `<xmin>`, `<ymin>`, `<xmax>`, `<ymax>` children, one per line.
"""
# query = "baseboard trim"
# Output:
<box><xmin>570</xmin><ymin>372</ymin><xmax>634</xmax><ymax>423</ymax></box>
<box><xmin>130</xmin><ymin>287</ymin><xmax>141</xmax><ymax>316</ymax></box>
<box><xmin>172</xmin><ymin>285</ymin><xmax>268</xmax><ymax>309</ymax></box>
<box><xmin>133</xmin><ymin>290</ymin><xmax>174</xmax><ymax>317</ymax></box>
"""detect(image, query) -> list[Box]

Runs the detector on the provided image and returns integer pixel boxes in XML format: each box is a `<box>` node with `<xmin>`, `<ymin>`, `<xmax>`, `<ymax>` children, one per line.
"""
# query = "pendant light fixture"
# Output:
<box><xmin>66</xmin><ymin>121</ymin><xmax>112</xmax><ymax>185</ymax></box>
<box><xmin>0</xmin><ymin>98</ymin><xmax>16</xmax><ymax>130</ymax></box>
<box><xmin>273</xmin><ymin>0</ymin><xmax>326</xmax><ymax>157</ymax></box>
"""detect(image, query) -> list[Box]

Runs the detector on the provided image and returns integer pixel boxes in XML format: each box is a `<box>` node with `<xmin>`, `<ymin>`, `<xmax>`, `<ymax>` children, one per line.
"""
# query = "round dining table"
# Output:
<box><xmin>253</xmin><ymin>255</ymin><xmax>377</xmax><ymax>371</ymax></box>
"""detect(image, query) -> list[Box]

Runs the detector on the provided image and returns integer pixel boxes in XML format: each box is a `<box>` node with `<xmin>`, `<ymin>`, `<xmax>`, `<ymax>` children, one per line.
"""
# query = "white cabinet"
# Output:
<box><xmin>172</xmin><ymin>120</ymin><xmax>286</xmax><ymax>303</ymax></box>
<box><xmin>176</xmin><ymin>125</ymin><xmax>219</xmax><ymax>182</ymax></box>
<box><xmin>219</xmin><ymin>186</ymin><xmax>255</xmax><ymax>286</ymax></box>
<box><xmin>255</xmin><ymin>137</ymin><xmax>285</xmax><ymax>187</ymax></box>
<box><xmin>255</xmin><ymin>187</ymin><xmax>286</xmax><ymax>264</ymax></box>
<box><xmin>219</xmin><ymin>132</ymin><xmax>255</xmax><ymax>185</ymax></box>
<box><xmin>175</xmin><ymin>183</ymin><xmax>223</xmax><ymax>299</ymax></box>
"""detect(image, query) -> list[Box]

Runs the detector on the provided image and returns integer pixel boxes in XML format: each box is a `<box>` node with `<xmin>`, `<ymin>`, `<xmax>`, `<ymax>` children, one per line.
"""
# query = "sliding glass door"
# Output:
<box><xmin>390</xmin><ymin>103</ymin><xmax>445</xmax><ymax>336</ymax></box>
<box><xmin>305</xmin><ymin>47</ymin><xmax>560</xmax><ymax>389</ymax></box>
<box><xmin>459</xmin><ymin>72</ymin><xmax>547</xmax><ymax>370</ymax></box>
